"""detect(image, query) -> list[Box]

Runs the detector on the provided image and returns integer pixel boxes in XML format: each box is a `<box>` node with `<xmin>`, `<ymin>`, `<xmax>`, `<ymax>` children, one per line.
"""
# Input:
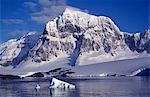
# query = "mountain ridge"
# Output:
<box><xmin>0</xmin><ymin>8</ymin><xmax>149</xmax><ymax>69</ymax></box>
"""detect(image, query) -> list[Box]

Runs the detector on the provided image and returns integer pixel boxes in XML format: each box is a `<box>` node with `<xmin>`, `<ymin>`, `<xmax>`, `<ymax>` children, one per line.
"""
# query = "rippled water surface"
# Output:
<box><xmin>0</xmin><ymin>77</ymin><xmax>149</xmax><ymax>97</ymax></box>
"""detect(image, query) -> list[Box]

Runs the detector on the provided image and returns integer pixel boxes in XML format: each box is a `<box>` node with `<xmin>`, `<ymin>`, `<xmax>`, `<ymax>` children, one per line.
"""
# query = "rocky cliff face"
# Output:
<box><xmin>125</xmin><ymin>30</ymin><xmax>150</xmax><ymax>53</ymax></box>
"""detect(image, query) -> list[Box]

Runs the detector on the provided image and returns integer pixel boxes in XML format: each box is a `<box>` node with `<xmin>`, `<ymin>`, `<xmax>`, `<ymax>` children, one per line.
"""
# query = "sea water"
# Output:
<box><xmin>0</xmin><ymin>77</ymin><xmax>149</xmax><ymax>97</ymax></box>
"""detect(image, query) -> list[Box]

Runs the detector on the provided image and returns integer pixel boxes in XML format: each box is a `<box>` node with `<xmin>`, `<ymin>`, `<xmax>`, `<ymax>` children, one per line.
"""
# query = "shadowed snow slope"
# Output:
<box><xmin>0</xmin><ymin>32</ymin><xmax>40</xmax><ymax>67</ymax></box>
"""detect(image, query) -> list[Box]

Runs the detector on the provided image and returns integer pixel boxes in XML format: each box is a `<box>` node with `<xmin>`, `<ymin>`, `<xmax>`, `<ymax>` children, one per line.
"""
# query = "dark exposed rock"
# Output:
<box><xmin>0</xmin><ymin>74</ymin><xmax>20</xmax><ymax>79</ymax></box>
<box><xmin>27</xmin><ymin>72</ymin><xmax>44</xmax><ymax>77</ymax></box>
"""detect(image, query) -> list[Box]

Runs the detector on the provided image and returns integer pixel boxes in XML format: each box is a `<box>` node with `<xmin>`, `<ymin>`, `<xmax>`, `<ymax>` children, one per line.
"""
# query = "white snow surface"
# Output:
<box><xmin>71</xmin><ymin>56</ymin><xmax>150</xmax><ymax>76</ymax></box>
<box><xmin>77</xmin><ymin>50</ymin><xmax>149</xmax><ymax>66</ymax></box>
<box><xmin>0</xmin><ymin>55</ymin><xmax>149</xmax><ymax>76</ymax></box>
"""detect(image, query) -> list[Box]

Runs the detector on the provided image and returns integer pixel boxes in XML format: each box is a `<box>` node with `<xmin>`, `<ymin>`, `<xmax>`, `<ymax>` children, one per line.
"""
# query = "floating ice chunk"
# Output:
<box><xmin>49</xmin><ymin>78</ymin><xmax>75</xmax><ymax>89</ymax></box>
<box><xmin>99</xmin><ymin>73</ymin><xmax>108</xmax><ymax>77</ymax></box>
<box><xmin>35</xmin><ymin>84</ymin><xmax>40</xmax><ymax>90</ymax></box>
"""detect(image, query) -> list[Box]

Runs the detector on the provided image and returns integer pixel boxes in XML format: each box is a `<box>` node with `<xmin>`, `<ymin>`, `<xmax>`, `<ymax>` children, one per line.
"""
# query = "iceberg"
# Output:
<box><xmin>49</xmin><ymin>78</ymin><xmax>75</xmax><ymax>89</ymax></box>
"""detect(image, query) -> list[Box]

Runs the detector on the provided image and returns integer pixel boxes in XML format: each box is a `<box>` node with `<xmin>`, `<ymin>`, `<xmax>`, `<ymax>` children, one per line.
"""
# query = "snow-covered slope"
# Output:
<box><xmin>0</xmin><ymin>8</ymin><xmax>149</xmax><ymax>76</ymax></box>
<box><xmin>0</xmin><ymin>32</ymin><xmax>40</xmax><ymax>67</ymax></box>
<box><xmin>71</xmin><ymin>56</ymin><xmax>150</xmax><ymax>76</ymax></box>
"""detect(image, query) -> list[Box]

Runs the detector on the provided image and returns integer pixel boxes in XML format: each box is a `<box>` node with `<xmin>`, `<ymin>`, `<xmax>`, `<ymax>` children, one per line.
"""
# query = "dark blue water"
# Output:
<box><xmin>0</xmin><ymin>77</ymin><xmax>149</xmax><ymax>97</ymax></box>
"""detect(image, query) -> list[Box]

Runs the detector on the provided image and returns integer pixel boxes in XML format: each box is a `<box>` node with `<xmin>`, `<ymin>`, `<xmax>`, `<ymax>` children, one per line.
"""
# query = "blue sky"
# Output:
<box><xmin>0</xmin><ymin>0</ymin><xmax>149</xmax><ymax>43</ymax></box>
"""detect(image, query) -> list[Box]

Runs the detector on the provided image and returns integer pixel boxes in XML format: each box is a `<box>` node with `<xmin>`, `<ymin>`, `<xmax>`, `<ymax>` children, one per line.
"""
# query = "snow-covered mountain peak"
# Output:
<box><xmin>44</xmin><ymin>8</ymin><xmax>121</xmax><ymax>38</ymax></box>
<box><xmin>0</xmin><ymin>9</ymin><xmax>149</xmax><ymax>68</ymax></box>
<box><xmin>63</xmin><ymin>8</ymin><xmax>79</xmax><ymax>14</ymax></box>
<box><xmin>60</xmin><ymin>8</ymin><xmax>120</xmax><ymax>32</ymax></box>
<box><xmin>28</xmin><ymin>9</ymin><xmax>150</xmax><ymax>66</ymax></box>
<box><xmin>145</xmin><ymin>29</ymin><xmax>150</xmax><ymax>39</ymax></box>
<box><xmin>63</xmin><ymin>8</ymin><xmax>89</xmax><ymax>16</ymax></box>
<box><xmin>29</xmin><ymin>9</ymin><xmax>129</xmax><ymax>65</ymax></box>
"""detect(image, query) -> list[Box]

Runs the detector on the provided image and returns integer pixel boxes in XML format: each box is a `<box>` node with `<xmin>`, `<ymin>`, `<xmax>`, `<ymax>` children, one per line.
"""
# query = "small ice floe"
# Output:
<box><xmin>49</xmin><ymin>78</ymin><xmax>75</xmax><ymax>89</ymax></box>
<box><xmin>99</xmin><ymin>73</ymin><xmax>108</xmax><ymax>77</ymax></box>
<box><xmin>35</xmin><ymin>84</ymin><xmax>40</xmax><ymax>90</ymax></box>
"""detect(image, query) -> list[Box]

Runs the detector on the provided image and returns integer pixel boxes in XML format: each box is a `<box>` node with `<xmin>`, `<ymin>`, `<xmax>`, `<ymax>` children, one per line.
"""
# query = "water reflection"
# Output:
<box><xmin>0</xmin><ymin>77</ymin><xmax>149</xmax><ymax>97</ymax></box>
<box><xmin>48</xmin><ymin>86</ymin><xmax>80</xmax><ymax>97</ymax></box>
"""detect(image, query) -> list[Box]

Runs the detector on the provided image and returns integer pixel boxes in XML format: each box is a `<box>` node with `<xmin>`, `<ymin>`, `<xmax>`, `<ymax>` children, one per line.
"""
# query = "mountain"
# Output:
<box><xmin>124</xmin><ymin>30</ymin><xmax>150</xmax><ymax>53</ymax></box>
<box><xmin>0</xmin><ymin>8</ymin><xmax>149</xmax><ymax>76</ymax></box>
<box><xmin>0</xmin><ymin>32</ymin><xmax>40</xmax><ymax>67</ymax></box>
